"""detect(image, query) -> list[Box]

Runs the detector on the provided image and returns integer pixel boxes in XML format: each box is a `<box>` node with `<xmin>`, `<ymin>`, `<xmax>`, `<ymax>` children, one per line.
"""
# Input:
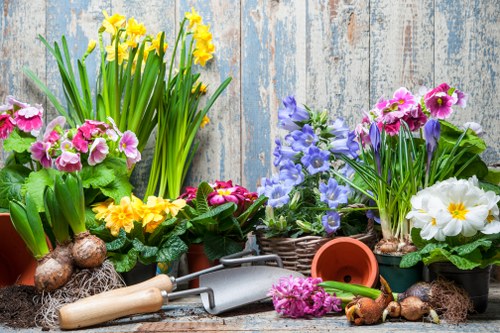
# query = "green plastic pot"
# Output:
<box><xmin>375</xmin><ymin>253</ymin><xmax>422</xmax><ymax>293</ymax></box>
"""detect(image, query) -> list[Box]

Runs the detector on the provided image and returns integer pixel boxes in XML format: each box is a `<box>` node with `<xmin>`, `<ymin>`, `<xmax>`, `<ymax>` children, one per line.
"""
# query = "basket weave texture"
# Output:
<box><xmin>256</xmin><ymin>218</ymin><xmax>377</xmax><ymax>276</ymax></box>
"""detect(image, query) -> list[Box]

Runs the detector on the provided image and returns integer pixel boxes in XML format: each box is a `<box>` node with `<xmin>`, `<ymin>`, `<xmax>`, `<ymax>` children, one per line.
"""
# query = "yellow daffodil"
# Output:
<box><xmin>104</xmin><ymin>196</ymin><xmax>137</xmax><ymax>236</ymax></box>
<box><xmin>192</xmin><ymin>81</ymin><xmax>208</xmax><ymax>94</ymax></box>
<box><xmin>193</xmin><ymin>48</ymin><xmax>213</xmax><ymax>66</ymax></box>
<box><xmin>200</xmin><ymin>115</ymin><xmax>210</xmax><ymax>128</ymax></box>
<box><xmin>102</xmin><ymin>10</ymin><xmax>126</xmax><ymax>36</ymax></box>
<box><xmin>193</xmin><ymin>24</ymin><xmax>212</xmax><ymax>43</ymax></box>
<box><xmin>147</xmin><ymin>32</ymin><xmax>168</xmax><ymax>56</ymax></box>
<box><xmin>185</xmin><ymin>7</ymin><xmax>202</xmax><ymax>30</ymax></box>
<box><xmin>106</xmin><ymin>41</ymin><xmax>130</xmax><ymax>65</ymax></box>
<box><xmin>126</xmin><ymin>17</ymin><xmax>147</xmax><ymax>48</ymax></box>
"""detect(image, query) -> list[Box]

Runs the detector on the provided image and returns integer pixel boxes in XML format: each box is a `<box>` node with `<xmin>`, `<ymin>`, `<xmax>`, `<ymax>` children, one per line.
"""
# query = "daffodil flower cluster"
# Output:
<box><xmin>186</xmin><ymin>7</ymin><xmax>216</xmax><ymax>66</ymax></box>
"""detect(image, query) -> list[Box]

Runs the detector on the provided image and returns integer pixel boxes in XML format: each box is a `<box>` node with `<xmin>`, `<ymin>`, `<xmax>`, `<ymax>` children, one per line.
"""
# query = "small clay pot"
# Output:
<box><xmin>311</xmin><ymin>237</ymin><xmax>379</xmax><ymax>287</ymax></box>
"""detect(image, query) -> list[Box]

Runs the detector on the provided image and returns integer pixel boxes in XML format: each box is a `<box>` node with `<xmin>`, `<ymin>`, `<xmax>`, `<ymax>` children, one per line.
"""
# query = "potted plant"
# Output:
<box><xmin>401</xmin><ymin>176</ymin><xmax>500</xmax><ymax>312</ymax></box>
<box><xmin>335</xmin><ymin>83</ymin><xmax>491</xmax><ymax>291</ymax></box>
<box><xmin>89</xmin><ymin>193</ymin><xmax>188</xmax><ymax>284</ymax></box>
<box><xmin>179</xmin><ymin>180</ymin><xmax>266</xmax><ymax>287</ymax></box>
<box><xmin>256</xmin><ymin>96</ymin><xmax>376</xmax><ymax>275</ymax></box>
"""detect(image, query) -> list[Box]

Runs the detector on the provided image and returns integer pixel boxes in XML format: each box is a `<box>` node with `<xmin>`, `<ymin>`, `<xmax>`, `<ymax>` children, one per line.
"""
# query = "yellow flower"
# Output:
<box><xmin>185</xmin><ymin>7</ymin><xmax>202</xmax><ymax>30</ymax></box>
<box><xmin>193</xmin><ymin>48</ymin><xmax>214</xmax><ymax>66</ymax></box>
<box><xmin>164</xmin><ymin>198</ymin><xmax>186</xmax><ymax>217</ymax></box>
<box><xmin>191</xmin><ymin>81</ymin><xmax>208</xmax><ymax>94</ymax></box>
<box><xmin>106</xmin><ymin>41</ymin><xmax>129</xmax><ymax>65</ymax></box>
<box><xmin>193</xmin><ymin>24</ymin><xmax>213</xmax><ymax>43</ymax></box>
<box><xmin>104</xmin><ymin>196</ymin><xmax>137</xmax><ymax>236</ymax></box>
<box><xmin>102</xmin><ymin>10</ymin><xmax>126</xmax><ymax>36</ymax></box>
<box><xmin>138</xmin><ymin>196</ymin><xmax>168</xmax><ymax>233</ymax></box>
<box><xmin>147</xmin><ymin>32</ymin><xmax>168</xmax><ymax>55</ymax></box>
<box><xmin>86</xmin><ymin>40</ymin><xmax>97</xmax><ymax>54</ymax></box>
<box><xmin>200</xmin><ymin>115</ymin><xmax>210</xmax><ymax>128</ymax></box>
<box><xmin>126</xmin><ymin>17</ymin><xmax>147</xmax><ymax>48</ymax></box>
<box><xmin>92</xmin><ymin>198</ymin><xmax>114</xmax><ymax>221</ymax></box>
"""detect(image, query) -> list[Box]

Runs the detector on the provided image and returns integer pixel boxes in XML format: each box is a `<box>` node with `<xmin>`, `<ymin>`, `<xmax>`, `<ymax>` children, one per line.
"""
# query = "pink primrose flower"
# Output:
<box><xmin>390</xmin><ymin>87</ymin><xmax>417</xmax><ymax>111</ymax></box>
<box><xmin>30</xmin><ymin>141</ymin><xmax>53</xmax><ymax>168</ymax></box>
<box><xmin>179</xmin><ymin>186</ymin><xmax>198</xmax><ymax>201</ymax></box>
<box><xmin>14</xmin><ymin>104</ymin><xmax>43</xmax><ymax>132</ymax></box>
<box><xmin>0</xmin><ymin>95</ymin><xmax>29</xmax><ymax>112</ymax></box>
<box><xmin>207</xmin><ymin>187</ymin><xmax>242</xmax><ymax>206</ymax></box>
<box><xmin>213</xmin><ymin>180</ymin><xmax>234</xmax><ymax>189</ymax></box>
<box><xmin>402</xmin><ymin>104</ymin><xmax>428</xmax><ymax>132</ymax></box>
<box><xmin>425</xmin><ymin>91</ymin><xmax>457</xmax><ymax>119</ymax></box>
<box><xmin>377</xmin><ymin>119</ymin><xmax>401</xmax><ymax>136</ymax></box>
<box><xmin>455</xmin><ymin>89</ymin><xmax>468</xmax><ymax>108</ymax></box>
<box><xmin>88</xmin><ymin>138</ymin><xmax>109</xmax><ymax>166</ymax></box>
<box><xmin>119</xmin><ymin>130</ymin><xmax>140</xmax><ymax>159</ymax></box>
<box><xmin>55</xmin><ymin>150</ymin><xmax>82</xmax><ymax>172</ymax></box>
<box><xmin>60</xmin><ymin>140</ymin><xmax>74</xmax><ymax>152</ymax></box>
<box><xmin>72</xmin><ymin>131</ymin><xmax>90</xmax><ymax>153</ymax></box>
<box><xmin>43</xmin><ymin>116</ymin><xmax>66</xmax><ymax>143</ymax></box>
<box><xmin>0</xmin><ymin>113</ymin><xmax>15</xmax><ymax>139</ymax></box>
<box><xmin>126</xmin><ymin>150</ymin><xmax>141</xmax><ymax>169</ymax></box>
<box><xmin>424</xmin><ymin>83</ymin><xmax>451</xmax><ymax>100</ymax></box>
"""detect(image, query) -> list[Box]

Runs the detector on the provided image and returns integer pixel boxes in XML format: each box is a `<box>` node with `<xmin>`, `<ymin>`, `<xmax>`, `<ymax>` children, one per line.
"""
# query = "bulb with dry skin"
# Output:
<box><xmin>382</xmin><ymin>296</ymin><xmax>440</xmax><ymax>324</ymax></box>
<box><xmin>345</xmin><ymin>276</ymin><xmax>394</xmax><ymax>325</ymax></box>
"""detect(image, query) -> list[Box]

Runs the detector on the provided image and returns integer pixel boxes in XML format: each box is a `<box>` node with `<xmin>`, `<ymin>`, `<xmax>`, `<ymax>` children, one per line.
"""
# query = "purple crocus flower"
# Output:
<box><xmin>55</xmin><ymin>151</ymin><xmax>82</xmax><ymax>172</ymax></box>
<box><xmin>279</xmin><ymin>160</ymin><xmax>304</xmax><ymax>186</ymax></box>
<box><xmin>30</xmin><ymin>141</ymin><xmax>52</xmax><ymax>168</ymax></box>
<box><xmin>322</xmin><ymin>211</ymin><xmax>341</xmax><ymax>234</ymax></box>
<box><xmin>273</xmin><ymin>138</ymin><xmax>298</xmax><ymax>167</ymax></box>
<box><xmin>319</xmin><ymin>178</ymin><xmax>349</xmax><ymax>209</ymax></box>
<box><xmin>260</xmin><ymin>182</ymin><xmax>293</xmax><ymax>208</ymax></box>
<box><xmin>369</xmin><ymin>122</ymin><xmax>381</xmax><ymax>175</ymax></box>
<box><xmin>288</xmin><ymin>124</ymin><xmax>318</xmax><ymax>152</ymax></box>
<box><xmin>88</xmin><ymin>138</ymin><xmax>109</xmax><ymax>166</ymax></box>
<box><xmin>300</xmin><ymin>146</ymin><xmax>331</xmax><ymax>175</ymax></box>
<box><xmin>424</xmin><ymin>119</ymin><xmax>441</xmax><ymax>171</ymax></box>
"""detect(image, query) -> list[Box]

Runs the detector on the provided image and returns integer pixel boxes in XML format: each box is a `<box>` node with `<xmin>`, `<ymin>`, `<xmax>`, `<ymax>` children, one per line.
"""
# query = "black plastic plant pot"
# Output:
<box><xmin>424</xmin><ymin>262</ymin><xmax>491</xmax><ymax>313</ymax></box>
<box><xmin>120</xmin><ymin>262</ymin><xmax>157</xmax><ymax>286</ymax></box>
<box><xmin>375</xmin><ymin>253</ymin><xmax>423</xmax><ymax>293</ymax></box>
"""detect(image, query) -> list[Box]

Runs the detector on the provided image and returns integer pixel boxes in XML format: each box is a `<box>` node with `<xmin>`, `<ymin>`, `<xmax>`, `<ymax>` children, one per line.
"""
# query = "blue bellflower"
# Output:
<box><xmin>278</xmin><ymin>96</ymin><xmax>309</xmax><ymax>131</ymax></box>
<box><xmin>288</xmin><ymin>124</ymin><xmax>318</xmax><ymax>152</ymax></box>
<box><xmin>300</xmin><ymin>146</ymin><xmax>331</xmax><ymax>175</ymax></box>
<box><xmin>279</xmin><ymin>160</ymin><xmax>305</xmax><ymax>186</ymax></box>
<box><xmin>273</xmin><ymin>138</ymin><xmax>298</xmax><ymax>167</ymax></box>
<box><xmin>322</xmin><ymin>211</ymin><xmax>341</xmax><ymax>234</ymax></box>
<box><xmin>319</xmin><ymin>178</ymin><xmax>350</xmax><ymax>209</ymax></box>
<box><xmin>259</xmin><ymin>181</ymin><xmax>293</xmax><ymax>208</ymax></box>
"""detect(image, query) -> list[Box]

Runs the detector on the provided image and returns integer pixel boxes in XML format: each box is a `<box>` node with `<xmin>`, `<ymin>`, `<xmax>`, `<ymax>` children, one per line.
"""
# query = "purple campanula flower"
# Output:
<box><xmin>288</xmin><ymin>124</ymin><xmax>318</xmax><ymax>152</ymax></box>
<box><xmin>261</xmin><ymin>182</ymin><xmax>293</xmax><ymax>208</ymax></box>
<box><xmin>273</xmin><ymin>138</ymin><xmax>298</xmax><ymax>167</ymax></box>
<box><xmin>329</xmin><ymin>117</ymin><xmax>350</xmax><ymax>138</ymax></box>
<box><xmin>322</xmin><ymin>211</ymin><xmax>341</xmax><ymax>234</ymax></box>
<box><xmin>279</xmin><ymin>160</ymin><xmax>304</xmax><ymax>186</ymax></box>
<box><xmin>257</xmin><ymin>176</ymin><xmax>279</xmax><ymax>196</ymax></box>
<box><xmin>300</xmin><ymin>146</ymin><xmax>330</xmax><ymax>175</ymax></box>
<box><xmin>319</xmin><ymin>178</ymin><xmax>349</xmax><ymax>209</ymax></box>
<box><xmin>330</xmin><ymin>131</ymin><xmax>359</xmax><ymax>159</ymax></box>
<box><xmin>282</xmin><ymin>96</ymin><xmax>309</xmax><ymax>122</ymax></box>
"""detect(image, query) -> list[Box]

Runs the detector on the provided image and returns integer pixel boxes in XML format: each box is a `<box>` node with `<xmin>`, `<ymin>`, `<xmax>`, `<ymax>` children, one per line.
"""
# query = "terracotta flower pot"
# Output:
<box><xmin>0</xmin><ymin>213</ymin><xmax>37</xmax><ymax>287</ymax></box>
<box><xmin>311</xmin><ymin>237</ymin><xmax>379</xmax><ymax>287</ymax></box>
<box><xmin>186</xmin><ymin>243</ymin><xmax>218</xmax><ymax>289</ymax></box>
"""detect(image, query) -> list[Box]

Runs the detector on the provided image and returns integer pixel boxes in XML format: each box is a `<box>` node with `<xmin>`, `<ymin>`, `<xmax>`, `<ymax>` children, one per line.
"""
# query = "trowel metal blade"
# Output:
<box><xmin>199</xmin><ymin>265</ymin><xmax>304</xmax><ymax>315</ymax></box>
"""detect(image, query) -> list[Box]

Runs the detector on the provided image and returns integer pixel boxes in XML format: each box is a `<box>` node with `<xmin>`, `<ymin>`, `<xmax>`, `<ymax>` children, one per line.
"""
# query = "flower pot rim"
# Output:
<box><xmin>311</xmin><ymin>237</ymin><xmax>379</xmax><ymax>288</ymax></box>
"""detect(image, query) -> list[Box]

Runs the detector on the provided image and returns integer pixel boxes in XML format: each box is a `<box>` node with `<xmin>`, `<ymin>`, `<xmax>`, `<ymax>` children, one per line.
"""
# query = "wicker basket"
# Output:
<box><xmin>256</xmin><ymin>218</ymin><xmax>377</xmax><ymax>276</ymax></box>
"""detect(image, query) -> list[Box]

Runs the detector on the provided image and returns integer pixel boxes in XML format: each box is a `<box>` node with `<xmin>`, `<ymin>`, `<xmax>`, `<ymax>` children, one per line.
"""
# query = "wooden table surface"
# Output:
<box><xmin>3</xmin><ymin>281</ymin><xmax>500</xmax><ymax>332</ymax></box>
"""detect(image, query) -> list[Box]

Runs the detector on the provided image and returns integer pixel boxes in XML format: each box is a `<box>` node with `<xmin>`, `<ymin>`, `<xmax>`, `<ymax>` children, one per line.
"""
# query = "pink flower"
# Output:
<box><xmin>14</xmin><ymin>105</ymin><xmax>43</xmax><ymax>132</ymax></box>
<box><xmin>43</xmin><ymin>116</ymin><xmax>66</xmax><ymax>143</ymax></box>
<box><xmin>268</xmin><ymin>276</ymin><xmax>341</xmax><ymax>318</ymax></box>
<box><xmin>60</xmin><ymin>140</ymin><xmax>74</xmax><ymax>152</ymax></box>
<box><xmin>402</xmin><ymin>104</ymin><xmax>428</xmax><ymax>131</ymax></box>
<box><xmin>126</xmin><ymin>150</ymin><xmax>141</xmax><ymax>169</ymax></box>
<box><xmin>455</xmin><ymin>89</ymin><xmax>468</xmax><ymax>108</ymax></box>
<box><xmin>88</xmin><ymin>138</ymin><xmax>109</xmax><ymax>166</ymax></box>
<box><xmin>207</xmin><ymin>187</ymin><xmax>242</xmax><ymax>206</ymax></box>
<box><xmin>72</xmin><ymin>131</ymin><xmax>90</xmax><ymax>153</ymax></box>
<box><xmin>390</xmin><ymin>87</ymin><xmax>416</xmax><ymax>111</ymax></box>
<box><xmin>119</xmin><ymin>130</ymin><xmax>140</xmax><ymax>159</ymax></box>
<box><xmin>424</xmin><ymin>83</ymin><xmax>451</xmax><ymax>100</ymax></box>
<box><xmin>30</xmin><ymin>141</ymin><xmax>53</xmax><ymax>168</ymax></box>
<box><xmin>213</xmin><ymin>180</ymin><xmax>234</xmax><ymax>189</ymax></box>
<box><xmin>425</xmin><ymin>91</ymin><xmax>457</xmax><ymax>119</ymax></box>
<box><xmin>377</xmin><ymin>119</ymin><xmax>401</xmax><ymax>136</ymax></box>
<box><xmin>55</xmin><ymin>151</ymin><xmax>82</xmax><ymax>172</ymax></box>
<box><xmin>0</xmin><ymin>95</ymin><xmax>29</xmax><ymax>112</ymax></box>
<box><xmin>179</xmin><ymin>186</ymin><xmax>198</xmax><ymax>201</ymax></box>
<box><xmin>0</xmin><ymin>113</ymin><xmax>15</xmax><ymax>139</ymax></box>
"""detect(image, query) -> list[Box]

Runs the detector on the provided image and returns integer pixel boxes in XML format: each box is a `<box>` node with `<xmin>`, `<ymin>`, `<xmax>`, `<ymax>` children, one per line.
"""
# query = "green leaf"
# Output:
<box><xmin>454</xmin><ymin>238</ymin><xmax>492</xmax><ymax>256</ymax></box>
<box><xmin>106</xmin><ymin>228</ymin><xmax>130</xmax><ymax>251</ymax></box>
<box><xmin>132</xmin><ymin>238</ymin><xmax>158</xmax><ymax>259</ymax></box>
<box><xmin>130</xmin><ymin>221</ymin><xmax>145</xmax><ymax>244</ymax></box>
<box><xmin>203</xmin><ymin>233</ymin><xmax>243</xmax><ymax>261</ymax></box>
<box><xmin>100</xmin><ymin>175</ymin><xmax>133</xmax><ymax>202</ymax></box>
<box><xmin>80</xmin><ymin>163</ymin><xmax>115</xmax><ymax>188</ymax></box>
<box><xmin>439</xmin><ymin>120</ymin><xmax>486</xmax><ymax>154</ymax></box>
<box><xmin>109</xmin><ymin>249</ymin><xmax>138</xmax><ymax>272</ymax></box>
<box><xmin>0</xmin><ymin>165</ymin><xmax>30</xmax><ymax>209</ymax></box>
<box><xmin>24</xmin><ymin>168</ymin><xmax>59</xmax><ymax>212</ymax></box>
<box><xmin>190</xmin><ymin>202</ymin><xmax>236</xmax><ymax>224</ymax></box>
<box><xmin>400</xmin><ymin>251</ymin><xmax>422</xmax><ymax>268</ymax></box>
<box><xmin>3</xmin><ymin>130</ymin><xmax>36</xmax><ymax>153</ymax></box>
<box><xmin>147</xmin><ymin>217</ymin><xmax>178</xmax><ymax>246</ymax></box>
<box><xmin>156</xmin><ymin>235</ymin><xmax>188</xmax><ymax>262</ymax></box>
<box><xmin>194</xmin><ymin>182</ymin><xmax>212</xmax><ymax>213</ymax></box>
<box><xmin>236</xmin><ymin>195</ymin><xmax>267</xmax><ymax>225</ymax></box>
<box><xmin>484</xmin><ymin>168</ymin><xmax>500</xmax><ymax>185</ymax></box>
<box><xmin>446</xmin><ymin>253</ymin><xmax>482</xmax><ymax>270</ymax></box>
<box><xmin>88</xmin><ymin>222</ymin><xmax>115</xmax><ymax>242</ymax></box>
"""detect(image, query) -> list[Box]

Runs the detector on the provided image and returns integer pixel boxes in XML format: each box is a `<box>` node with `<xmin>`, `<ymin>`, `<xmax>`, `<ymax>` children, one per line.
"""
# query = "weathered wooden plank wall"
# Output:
<box><xmin>1</xmin><ymin>0</ymin><xmax>499</xmax><ymax>194</ymax></box>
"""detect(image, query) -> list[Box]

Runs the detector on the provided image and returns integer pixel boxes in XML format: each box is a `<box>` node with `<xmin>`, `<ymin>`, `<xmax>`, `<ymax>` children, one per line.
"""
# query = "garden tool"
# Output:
<box><xmin>59</xmin><ymin>251</ymin><xmax>303</xmax><ymax>329</ymax></box>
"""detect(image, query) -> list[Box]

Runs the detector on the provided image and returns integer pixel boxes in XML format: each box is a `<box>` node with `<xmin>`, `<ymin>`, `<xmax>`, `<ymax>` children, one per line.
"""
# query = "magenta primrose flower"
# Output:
<box><xmin>119</xmin><ymin>130</ymin><xmax>141</xmax><ymax>168</ymax></box>
<box><xmin>268</xmin><ymin>276</ymin><xmax>342</xmax><ymax>318</ymax></box>
<box><xmin>0</xmin><ymin>113</ymin><xmax>15</xmax><ymax>140</ymax></box>
<box><xmin>390</xmin><ymin>87</ymin><xmax>417</xmax><ymax>111</ymax></box>
<box><xmin>14</xmin><ymin>105</ymin><xmax>43</xmax><ymax>133</ymax></box>
<box><xmin>30</xmin><ymin>141</ymin><xmax>53</xmax><ymax>168</ymax></box>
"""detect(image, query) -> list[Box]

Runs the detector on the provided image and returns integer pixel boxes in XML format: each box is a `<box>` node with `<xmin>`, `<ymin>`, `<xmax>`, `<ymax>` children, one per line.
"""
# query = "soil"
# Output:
<box><xmin>0</xmin><ymin>285</ymin><xmax>41</xmax><ymax>328</ymax></box>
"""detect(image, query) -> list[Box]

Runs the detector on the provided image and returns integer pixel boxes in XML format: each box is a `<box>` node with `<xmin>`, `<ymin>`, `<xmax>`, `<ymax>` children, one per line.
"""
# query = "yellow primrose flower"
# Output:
<box><xmin>92</xmin><ymin>198</ymin><xmax>114</xmax><ymax>221</ymax></box>
<box><xmin>137</xmin><ymin>196</ymin><xmax>167</xmax><ymax>233</ymax></box>
<box><xmin>185</xmin><ymin>7</ymin><xmax>202</xmax><ymax>30</ymax></box>
<box><xmin>104</xmin><ymin>196</ymin><xmax>137</xmax><ymax>236</ymax></box>
<box><xmin>126</xmin><ymin>17</ymin><xmax>147</xmax><ymax>48</ymax></box>
<box><xmin>164</xmin><ymin>198</ymin><xmax>186</xmax><ymax>217</ymax></box>
<box><xmin>200</xmin><ymin>115</ymin><xmax>210</xmax><ymax>128</ymax></box>
<box><xmin>102</xmin><ymin>10</ymin><xmax>126</xmax><ymax>36</ymax></box>
<box><xmin>147</xmin><ymin>32</ymin><xmax>168</xmax><ymax>55</ymax></box>
<box><xmin>106</xmin><ymin>41</ymin><xmax>130</xmax><ymax>65</ymax></box>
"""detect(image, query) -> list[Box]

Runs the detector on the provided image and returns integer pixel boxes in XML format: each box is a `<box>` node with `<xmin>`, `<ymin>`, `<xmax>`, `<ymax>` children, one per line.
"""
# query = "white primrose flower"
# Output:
<box><xmin>406</xmin><ymin>185</ymin><xmax>447</xmax><ymax>241</ymax></box>
<box><xmin>482</xmin><ymin>190</ymin><xmax>500</xmax><ymax>234</ymax></box>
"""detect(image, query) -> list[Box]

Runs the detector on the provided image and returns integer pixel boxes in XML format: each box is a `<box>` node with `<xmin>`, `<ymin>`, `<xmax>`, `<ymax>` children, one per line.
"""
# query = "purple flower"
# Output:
<box><xmin>278</xmin><ymin>96</ymin><xmax>309</xmax><ymax>131</ymax></box>
<box><xmin>279</xmin><ymin>161</ymin><xmax>304</xmax><ymax>186</ymax></box>
<box><xmin>300</xmin><ymin>146</ymin><xmax>330</xmax><ymax>175</ymax></box>
<box><xmin>88</xmin><ymin>138</ymin><xmax>109</xmax><ymax>166</ymax></box>
<box><xmin>390</xmin><ymin>87</ymin><xmax>416</xmax><ymax>111</ymax></box>
<box><xmin>330</xmin><ymin>131</ymin><xmax>359</xmax><ymax>159</ymax></box>
<box><xmin>273</xmin><ymin>138</ymin><xmax>298</xmax><ymax>167</ymax></box>
<box><xmin>328</xmin><ymin>117</ymin><xmax>350</xmax><ymax>138</ymax></box>
<box><xmin>424</xmin><ymin>119</ymin><xmax>441</xmax><ymax>172</ymax></box>
<box><xmin>43</xmin><ymin>116</ymin><xmax>66</xmax><ymax>143</ymax></box>
<box><xmin>288</xmin><ymin>124</ymin><xmax>318</xmax><ymax>152</ymax></box>
<box><xmin>119</xmin><ymin>130</ymin><xmax>140</xmax><ymax>159</ymax></box>
<box><xmin>369</xmin><ymin>122</ymin><xmax>381</xmax><ymax>174</ymax></box>
<box><xmin>319</xmin><ymin>178</ymin><xmax>349</xmax><ymax>209</ymax></box>
<box><xmin>402</xmin><ymin>104</ymin><xmax>428</xmax><ymax>132</ymax></box>
<box><xmin>55</xmin><ymin>151</ymin><xmax>82</xmax><ymax>172</ymax></box>
<box><xmin>322</xmin><ymin>211</ymin><xmax>341</xmax><ymax>234</ymax></box>
<box><xmin>30</xmin><ymin>141</ymin><xmax>52</xmax><ymax>168</ymax></box>
<box><xmin>268</xmin><ymin>276</ymin><xmax>341</xmax><ymax>318</ymax></box>
<box><xmin>425</xmin><ymin>92</ymin><xmax>457</xmax><ymax>119</ymax></box>
<box><xmin>455</xmin><ymin>89</ymin><xmax>468</xmax><ymax>108</ymax></box>
<box><xmin>259</xmin><ymin>181</ymin><xmax>293</xmax><ymax>208</ymax></box>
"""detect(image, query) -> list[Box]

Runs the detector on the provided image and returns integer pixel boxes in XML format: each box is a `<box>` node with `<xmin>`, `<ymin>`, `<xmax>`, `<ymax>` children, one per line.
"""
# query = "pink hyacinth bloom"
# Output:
<box><xmin>31</xmin><ymin>141</ymin><xmax>52</xmax><ymax>168</ymax></box>
<box><xmin>402</xmin><ymin>104</ymin><xmax>428</xmax><ymax>132</ymax></box>
<box><xmin>425</xmin><ymin>91</ymin><xmax>457</xmax><ymax>119</ymax></box>
<box><xmin>15</xmin><ymin>105</ymin><xmax>43</xmax><ymax>132</ymax></box>
<box><xmin>55</xmin><ymin>151</ymin><xmax>82</xmax><ymax>172</ymax></box>
<box><xmin>88</xmin><ymin>138</ymin><xmax>109</xmax><ymax>166</ymax></box>
<box><xmin>0</xmin><ymin>114</ymin><xmax>15</xmax><ymax>139</ymax></box>
<box><xmin>119</xmin><ymin>130</ymin><xmax>140</xmax><ymax>158</ymax></box>
<box><xmin>391</xmin><ymin>87</ymin><xmax>416</xmax><ymax>111</ymax></box>
<box><xmin>43</xmin><ymin>116</ymin><xmax>66</xmax><ymax>142</ymax></box>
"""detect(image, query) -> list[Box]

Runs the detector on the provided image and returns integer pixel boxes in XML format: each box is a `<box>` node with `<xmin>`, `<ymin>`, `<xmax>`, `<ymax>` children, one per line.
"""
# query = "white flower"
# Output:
<box><xmin>482</xmin><ymin>191</ymin><xmax>500</xmax><ymax>234</ymax></box>
<box><xmin>406</xmin><ymin>186</ymin><xmax>447</xmax><ymax>241</ymax></box>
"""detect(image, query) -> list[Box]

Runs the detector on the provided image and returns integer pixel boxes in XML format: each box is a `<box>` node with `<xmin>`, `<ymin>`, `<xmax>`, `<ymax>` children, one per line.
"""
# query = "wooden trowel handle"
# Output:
<box><xmin>59</xmin><ymin>287</ymin><xmax>165</xmax><ymax>329</ymax></box>
<box><xmin>75</xmin><ymin>274</ymin><xmax>174</xmax><ymax>304</ymax></box>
